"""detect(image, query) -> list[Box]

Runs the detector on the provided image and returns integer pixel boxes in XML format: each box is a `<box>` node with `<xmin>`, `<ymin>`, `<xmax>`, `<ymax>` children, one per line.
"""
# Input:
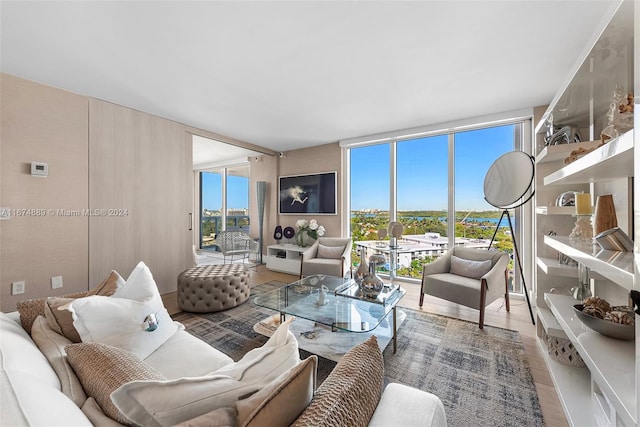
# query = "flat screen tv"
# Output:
<box><xmin>279</xmin><ymin>171</ymin><xmax>337</xmax><ymax>215</ymax></box>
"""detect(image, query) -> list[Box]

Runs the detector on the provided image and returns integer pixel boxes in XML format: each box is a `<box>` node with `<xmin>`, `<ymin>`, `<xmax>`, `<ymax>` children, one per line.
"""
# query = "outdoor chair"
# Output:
<box><xmin>419</xmin><ymin>246</ymin><xmax>509</xmax><ymax>329</ymax></box>
<box><xmin>216</xmin><ymin>231</ymin><xmax>259</xmax><ymax>265</ymax></box>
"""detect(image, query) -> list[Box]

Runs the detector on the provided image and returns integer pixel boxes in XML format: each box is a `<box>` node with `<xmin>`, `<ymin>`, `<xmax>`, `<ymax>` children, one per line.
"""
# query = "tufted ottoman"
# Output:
<box><xmin>177</xmin><ymin>264</ymin><xmax>251</xmax><ymax>313</ymax></box>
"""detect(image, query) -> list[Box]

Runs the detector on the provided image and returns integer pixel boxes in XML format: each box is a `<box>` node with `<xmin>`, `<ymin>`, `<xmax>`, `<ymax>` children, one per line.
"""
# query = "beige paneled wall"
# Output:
<box><xmin>89</xmin><ymin>99</ymin><xmax>193</xmax><ymax>295</ymax></box>
<box><xmin>249</xmin><ymin>154</ymin><xmax>278</xmax><ymax>253</ymax></box>
<box><xmin>276</xmin><ymin>143</ymin><xmax>343</xmax><ymax>237</ymax></box>
<box><xmin>1</xmin><ymin>74</ymin><xmax>89</xmax><ymax>312</ymax></box>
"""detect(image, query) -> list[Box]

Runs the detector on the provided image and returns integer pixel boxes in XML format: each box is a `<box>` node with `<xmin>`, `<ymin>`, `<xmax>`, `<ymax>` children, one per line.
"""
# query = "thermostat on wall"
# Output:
<box><xmin>31</xmin><ymin>162</ymin><xmax>48</xmax><ymax>177</ymax></box>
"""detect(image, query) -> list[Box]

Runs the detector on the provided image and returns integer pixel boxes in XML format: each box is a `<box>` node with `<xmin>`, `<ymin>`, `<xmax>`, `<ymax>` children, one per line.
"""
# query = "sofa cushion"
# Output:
<box><xmin>292</xmin><ymin>335</ymin><xmax>384</xmax><ymax>427</ymax></box>
<box><xmin>144</xmin><ymin>329</ymin><xmax>234</xmax><ymax>379</ymax></box>
<box><xmin>236</xmin><ymin>355</ymin><xmax>317</xmax><ymax>427</ymax></box>
<box><xmin>30</xmin><ymin>316</ymin><xmax>87</xmax><ymax>407</ymax></box>
<box><xmin>450</xmin><ymin>255</ymin><xmax>492</xmax><ymax>279</ymax></box>
<box><xmin>0</xmin><ymin>312</ymin><xmax>92</xmax><ymax>426</ymax></box>
<box><xmin>368</xmin><ymin>383</ymin><xmax>447</xmax><ymax>427</ymax></box>
<box><xmin>68</xmin><ymin>261</ymin><xmax>180</xmax><ymax>359</ymax></box>
<box><xmin>66</xmin><ymin>342</ymin><xmax>166</xmax><ymax>424</ymax></box>
<box><xmin>44</xmin><ymin>270</ymin><xmax>124</xmax><ymax>343</ymax></box>
<box><xmin>174</xmin><ymin>408</ymin><xmax>238</xmax><ymax>427</ymax></box>
<box><xmin>81</xmin><ymin>397</ymin><xmax>126</xmax><ymax>427</ymax></box>
<box><xmin>317</xmin><ymin>244</ymin><xmax>344</xmax><ymax>259</ymax></box>
<box><xmin>111</xmin><ymin>317</ymin><xmax>300</xmax><ymax>427</ymax></box>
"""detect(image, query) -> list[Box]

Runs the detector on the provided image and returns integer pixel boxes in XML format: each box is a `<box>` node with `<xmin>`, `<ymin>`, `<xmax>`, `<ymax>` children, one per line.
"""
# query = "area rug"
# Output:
<box><xmin>172</xmin><ymin>281</ymin><xmax>544</xmax><ymax>427</ymax></box>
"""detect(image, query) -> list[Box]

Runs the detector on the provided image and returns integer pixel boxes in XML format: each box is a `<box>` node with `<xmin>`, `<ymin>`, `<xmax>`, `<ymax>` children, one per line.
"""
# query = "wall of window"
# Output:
<box><xmin>347</xmin><ymin>120</ymin><xmax>529</xmax><ymax>294</ymax></box>
<box><xmin>199</xmin><ymin>164</ymin><xmax>250</xmax><ymax>250</ymax></box>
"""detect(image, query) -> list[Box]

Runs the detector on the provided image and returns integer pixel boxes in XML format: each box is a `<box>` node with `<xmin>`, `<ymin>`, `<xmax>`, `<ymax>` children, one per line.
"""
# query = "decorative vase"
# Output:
<box><xmin>593</xmin><ymin>194</ymin><xmax>617</xmax><ymax>235</ymax></box>
<box><xmin>360</xmin><ymin>254</ymin><xmax>385</xmax><ymax>298</ymax></box>
<box><xmin>354</xmin><ymin>257</ymin><xmax>369</xmax><ymax>285</ymax></box>
<box><xmin>295</xmin><ymin>230</ymin><xmax>306</xmax><ymax>247</ymax></box>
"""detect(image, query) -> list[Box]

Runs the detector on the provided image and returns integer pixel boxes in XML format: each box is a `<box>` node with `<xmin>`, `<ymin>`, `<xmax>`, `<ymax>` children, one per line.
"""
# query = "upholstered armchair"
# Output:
<box><xmin>419</xmin><ymin>246</ymin><xmax>509</xmax><ymax>329</ymax></box>
<box><xmin>300</xmin><ymin>237</ymin><xmax>352</xmax><ymax>279</ymax></box>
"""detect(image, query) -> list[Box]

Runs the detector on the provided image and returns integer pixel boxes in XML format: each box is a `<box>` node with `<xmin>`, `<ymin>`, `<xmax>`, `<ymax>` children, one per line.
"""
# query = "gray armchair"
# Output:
<box><xmin>300</xmin><ymin>237</ymin><xmax>352</xmax><ymax>279</ymax></box>
<box><xmin>419</xmin><ymin>246</ymin><xmax>509</xmax><ymax>329</ymax></box>
<box><xmin>216</xmin><ymin>231</ymin><xmax>259</xmax><ymax>264</ymax></box>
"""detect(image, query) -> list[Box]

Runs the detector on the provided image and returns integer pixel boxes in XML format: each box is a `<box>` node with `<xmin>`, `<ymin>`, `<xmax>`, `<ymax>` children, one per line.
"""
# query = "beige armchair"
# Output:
<box><xmin>419</xmin><ymin>246</ymin><xmax>509</xmax><ymax>329</ymax></box>
<box><xmin>300</xmin><ymin>237</ymin><xmax>352</xmax><ymax>279</ymax></box>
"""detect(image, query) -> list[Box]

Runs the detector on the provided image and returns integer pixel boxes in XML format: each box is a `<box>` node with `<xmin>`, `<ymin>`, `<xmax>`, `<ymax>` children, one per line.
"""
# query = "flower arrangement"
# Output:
<box><xmin>295</xmin><ymin>219</ymin><xmax>326</xmax><ymax>247</ymax></box>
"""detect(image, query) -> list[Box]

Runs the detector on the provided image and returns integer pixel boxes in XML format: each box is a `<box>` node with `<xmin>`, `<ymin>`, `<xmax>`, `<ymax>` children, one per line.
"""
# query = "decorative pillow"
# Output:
<box><xmin>174</xmin><ymin>408</ymin><xmax>238</xmax><ymax>427</ymax></box>
<box><xmin>317</xmin><ymin>244</ymin><xmax>344</xmax><ymax>259</ymax></box>
<box><xmin>17</xmin><ymin>291</ymin><xmax>87</xmax><ymax>335</ymax></box>
<box><xmin>17</xmin><ymin>270</ymin><xmax>124</xmax><ymax>335</ymax></box>
<box><xmin>65</xmin><ymin>342</ymin><xmax>166</xmax><ymax>424</ymax></box>
<box><xmin>292</xmin><ymin>336</ymin><xmax>384</xmax><ymax>427</ymax></box>
<box><xmin>236</xmin><ymin>355</ymin><xmax>317</xmax><ymax>427</ymax></box>
<box><xmin>68</xmin><ymin>261</ymin><xmax>180</xmax><ymax>359</ymax></box>
<box><xmin>111</xmin><ymin>317</ymin><xmax>301</xmax><ymax>427</ymax></box>
<box><xmin>30</xmin><ymin>316</ymin><xmax>87</xmax><ymax>407</ymax></box>
<box><xmin>450</xmin><ymin>255</ymin><xmax>492</xmax><ymax>279</ymax></box>
<box><xmin>44</xmin><ymin>297</ymin><xmax>82</xmax><ymax>342</ymax></box>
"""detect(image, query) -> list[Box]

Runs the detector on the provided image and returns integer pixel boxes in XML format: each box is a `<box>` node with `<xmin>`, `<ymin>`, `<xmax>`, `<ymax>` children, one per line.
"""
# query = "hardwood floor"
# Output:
<box><xmin>164</xmin><ymin>265</ymin><xmax>568</xmax><ymax>427</ymax></box>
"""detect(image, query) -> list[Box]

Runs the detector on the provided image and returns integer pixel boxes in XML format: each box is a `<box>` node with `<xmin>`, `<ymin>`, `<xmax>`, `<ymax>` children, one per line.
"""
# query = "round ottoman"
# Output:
<box><xmin>177</xmin><ymin>264</ymin><xmax>250</xmax><ymax>313</ymax></box>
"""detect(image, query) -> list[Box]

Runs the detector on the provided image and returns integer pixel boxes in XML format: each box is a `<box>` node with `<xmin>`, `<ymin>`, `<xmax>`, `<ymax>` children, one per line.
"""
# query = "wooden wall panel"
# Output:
<box><xmin>89</xmin><ymin>99</ymin><xmax>192</xmax><ymax>294</ymax></box>
<box><xmin>0</xmin><ymin>73</ymin><xmax>89</xmax><ymax>312</ymax></box>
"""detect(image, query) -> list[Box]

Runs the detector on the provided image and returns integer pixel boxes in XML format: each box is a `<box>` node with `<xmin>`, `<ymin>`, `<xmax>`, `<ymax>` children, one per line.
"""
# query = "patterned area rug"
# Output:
<box><xmin>172</xmin><ymin>281</ymin><xmax>544</xmax><ymax>427</ymax></box>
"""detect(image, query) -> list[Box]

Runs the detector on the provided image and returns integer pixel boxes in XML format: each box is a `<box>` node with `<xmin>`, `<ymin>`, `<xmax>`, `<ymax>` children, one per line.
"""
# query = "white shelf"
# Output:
<box><xmin>265</xmin><ymin>243</ymin><xmax>306</xmax><ymax>275</ymax></box>
<box><xmin>543</xmin><ymin>130</ymin><xmax>634</xmax><ymax>186</ymax></box>
<box><xmin>536</xmin><ymin>140</ymin><xmax>604</xmax><ymax>164</ymax></box>
<box><xmin>543</xmin><ymin>235</ymin><xmax>633</xmax><ymax>291</ymax></box>
<box><xmin>536</xmin><ymin>206</ymin><xmax>576</xmax><ymax>215</ymax></box>
<box><xmin>536</xmin><ymin>256</ymin><xmax>577</xmax><ymax>278</ymax></box>
<box><xmin>536</xmin><ymin>338</ymin><xmax>593</xmax><ymax>427</ymax></box>
<box><xmin>545</xmin><ymin>294</ymin><xmax>636</xmax><ymax>426</ymax></box>
<box><xmin>537</xmin><ymin>306</ymin><xmax>567</xmax><ymax>338</ymax></box>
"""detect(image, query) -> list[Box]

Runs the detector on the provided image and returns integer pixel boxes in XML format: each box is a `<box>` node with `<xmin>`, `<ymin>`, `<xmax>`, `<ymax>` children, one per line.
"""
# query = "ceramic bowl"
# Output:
<box><xmin>573</xmin><ymin>304</ymin><xmax>634</xmax><ymax>340</ymax></box>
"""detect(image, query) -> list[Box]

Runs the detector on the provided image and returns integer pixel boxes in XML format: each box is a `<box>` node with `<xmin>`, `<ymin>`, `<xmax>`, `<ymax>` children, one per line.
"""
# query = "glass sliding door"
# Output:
<box><xmin>199</xmin><ymin>164</ymin><xmax>250</xmax><ymax>250</ymax></box>
<box><xmin>200</xmin><ymin>170</ymin><xmax>223</xmax><ymax>249</ymax></box>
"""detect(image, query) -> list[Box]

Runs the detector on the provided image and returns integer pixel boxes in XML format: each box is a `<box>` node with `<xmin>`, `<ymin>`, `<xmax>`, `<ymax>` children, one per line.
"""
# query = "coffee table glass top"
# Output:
<box><xmin>253</xmin><ymin>275</ymin><xmax>405</xmax><ymax>333</ymax></box>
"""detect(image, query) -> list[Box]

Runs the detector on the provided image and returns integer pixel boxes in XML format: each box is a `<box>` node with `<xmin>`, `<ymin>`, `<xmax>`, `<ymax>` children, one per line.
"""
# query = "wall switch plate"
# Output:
<box><xmin>51</xmin><ymin>276</ymin><xmax>63</xmax><ymax>289</ymax></box>
<box><xmin>0</xmin><ymin>208</ymin><xmax>9</xmax><ymax>220</ymax></box>
<box><xmin>11</xmin><ymin>281</ymin><xmax>25</xmax><ymax>295</ymax></box>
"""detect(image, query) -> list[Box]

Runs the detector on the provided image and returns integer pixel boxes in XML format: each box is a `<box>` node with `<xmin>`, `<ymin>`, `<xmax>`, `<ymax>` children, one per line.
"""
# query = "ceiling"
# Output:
<box><xmin>1</xmin><ymin>1</ymin><xmax>620</xmax><ymax>152</ymax></box>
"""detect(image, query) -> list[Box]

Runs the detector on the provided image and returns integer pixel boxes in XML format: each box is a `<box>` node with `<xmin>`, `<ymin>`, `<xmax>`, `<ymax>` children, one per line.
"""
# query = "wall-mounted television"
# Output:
<box><xmin>279</xmin><ymin>171</ymin><xmax>337</xmax><ymax>215</ymax></box>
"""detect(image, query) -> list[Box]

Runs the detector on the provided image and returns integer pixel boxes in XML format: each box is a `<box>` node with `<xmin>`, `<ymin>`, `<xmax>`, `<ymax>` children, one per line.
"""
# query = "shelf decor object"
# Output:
<box><xmin>593</xmin><ymin>195</ymin><xmax>617</xmax><ymax>235</ymax></box>
<box><xmin>569</xmin><ymin>215</ymin><xmax>594</xmax><ymax>245</ymax></box>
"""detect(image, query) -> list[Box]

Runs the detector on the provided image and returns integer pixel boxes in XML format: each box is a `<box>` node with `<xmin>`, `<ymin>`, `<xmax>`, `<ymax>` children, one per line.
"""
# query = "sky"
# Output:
<box><xmin>350</xmin><ymin>124</ymin><xmax>515</xmax><ymax>211</ymax></box>
<box><xmin>202</xmin><ymin>123</ymin><xmax>516</xmax><ymax>212</ymax></box>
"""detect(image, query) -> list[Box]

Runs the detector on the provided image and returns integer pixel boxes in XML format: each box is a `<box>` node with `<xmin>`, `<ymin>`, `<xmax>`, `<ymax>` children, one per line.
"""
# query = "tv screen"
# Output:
<box><xmin>279</xmin><ymin>172</ymin><xmax>337</xmax><ymax>215</ymax></box>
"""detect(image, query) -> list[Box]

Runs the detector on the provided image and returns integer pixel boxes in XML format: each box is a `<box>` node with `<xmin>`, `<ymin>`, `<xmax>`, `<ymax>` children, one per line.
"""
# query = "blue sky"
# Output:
<box><xmin>202</xmin><ymin>124</ymin><xmax>515</xmax><ymax>212</ymax></box>
<box><xmin>351</xmin><ymin>124</ymin><xmax>515</xmax><ymax>211</ymax></box>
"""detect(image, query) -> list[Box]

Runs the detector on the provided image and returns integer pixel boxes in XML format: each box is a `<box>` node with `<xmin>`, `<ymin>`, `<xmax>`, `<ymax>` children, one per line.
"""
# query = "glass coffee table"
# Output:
<box><xmin>253</xmin><ymin>275</ymin><xmax>406</xmax><ymax>353</ymax></box>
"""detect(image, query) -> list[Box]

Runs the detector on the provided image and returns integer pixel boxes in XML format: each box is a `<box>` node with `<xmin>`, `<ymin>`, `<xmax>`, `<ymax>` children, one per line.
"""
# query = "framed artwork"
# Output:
<box><xmin>279</xmin><ymin>171</ymin><xmax>337</xmax><ymax>215</ymax></box>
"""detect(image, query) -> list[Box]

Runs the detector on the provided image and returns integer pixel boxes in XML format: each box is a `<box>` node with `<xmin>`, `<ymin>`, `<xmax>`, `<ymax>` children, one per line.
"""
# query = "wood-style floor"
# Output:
<box><xmin>164</xmin><ymin>265</ymin><xmax>568</xmax><ymax>427</ymax></box>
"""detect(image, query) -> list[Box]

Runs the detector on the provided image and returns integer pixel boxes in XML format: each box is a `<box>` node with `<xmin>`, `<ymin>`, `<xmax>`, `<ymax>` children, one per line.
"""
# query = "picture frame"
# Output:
<box><xmin>279</xmin><ymin>171</ymin><xmax>337</xmax><ymax>215</ymax></box>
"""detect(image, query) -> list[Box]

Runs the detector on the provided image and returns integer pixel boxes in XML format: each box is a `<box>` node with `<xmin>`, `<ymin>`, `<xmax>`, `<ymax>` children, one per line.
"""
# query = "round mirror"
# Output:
<box><xmin>483</xmin><ymin>151</ymin><xmax>534</xmax><ymax>209</ymax></box>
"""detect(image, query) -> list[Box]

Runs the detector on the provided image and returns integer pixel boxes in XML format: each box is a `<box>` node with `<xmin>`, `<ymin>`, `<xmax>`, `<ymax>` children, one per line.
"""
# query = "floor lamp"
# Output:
<box><xmin>256</xmin><ymin>181</ymin><xmax>266</xmax><ymax>264</ymax></box>
<box><xmin>483</xmin><ymin>151</ymin><xmax>535</xmax><ymax>325</ymax></box>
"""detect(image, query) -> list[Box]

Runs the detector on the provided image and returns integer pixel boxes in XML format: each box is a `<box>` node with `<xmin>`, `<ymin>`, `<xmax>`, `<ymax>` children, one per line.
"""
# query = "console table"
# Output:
<box><xmin>265</xmin><ymin>243</ymin><xmax>306</xmax><ymax>275</ymax></box>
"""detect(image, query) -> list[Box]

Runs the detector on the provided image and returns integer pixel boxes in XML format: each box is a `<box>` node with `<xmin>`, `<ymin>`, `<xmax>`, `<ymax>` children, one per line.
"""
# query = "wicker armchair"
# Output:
<box><xmin>216</xmin><ymin>231</ymin><xmax>259</xmax><ymax>264</ymax></box>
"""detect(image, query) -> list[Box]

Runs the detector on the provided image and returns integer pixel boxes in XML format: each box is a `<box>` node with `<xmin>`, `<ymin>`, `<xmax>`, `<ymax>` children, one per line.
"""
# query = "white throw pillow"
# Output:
<box><xmin>111</xmin><ymin>317</ymin><xmax>301</xmax><ymax>427</ymax></box>
<box><xmin>317</xmin><ymin>244</ymin><xmax>345</xmax><ymax>259</ymax></box>
<box><xmin>68</xmin><ymin>261</ymin><xmax>180</xmax><ymax>359</ymax></box>
<box><xmin>450</xmin><ymin>255</ymin><xmax>492</xmax><ymax>279</ymax></box>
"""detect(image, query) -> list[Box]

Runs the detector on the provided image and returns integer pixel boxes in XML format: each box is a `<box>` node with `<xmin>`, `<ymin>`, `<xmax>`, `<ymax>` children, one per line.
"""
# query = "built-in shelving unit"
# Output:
<box><xmin>532</xmin><ymin>1</ymin><xmax>637</xmax><ymax>426</ymax></box>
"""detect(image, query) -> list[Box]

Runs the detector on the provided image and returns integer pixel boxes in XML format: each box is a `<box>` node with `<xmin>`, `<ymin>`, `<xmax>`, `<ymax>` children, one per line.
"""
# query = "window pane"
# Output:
<box><xmin>396</xmin><ymin>135</ymin><xmax>449</xmax><ymax>279</ymax></box>
<box><xmin>226</xmin><ymin>165</ymin><xmax>250</xmax><ymax>233</ymax></box>
<box><xmin>201</xmin><ymin>171</ymin><xmax>222</xmax><ymax>249</ymax></box>
<box><xmin>454</xmin><ymin>125</ymin><xmax>518</xmax><ymax>293</ymax></box>
<box><xmin>350</xmin><ymin>144</ymin><xmax>390</xmax><ymax>272</ymax></box>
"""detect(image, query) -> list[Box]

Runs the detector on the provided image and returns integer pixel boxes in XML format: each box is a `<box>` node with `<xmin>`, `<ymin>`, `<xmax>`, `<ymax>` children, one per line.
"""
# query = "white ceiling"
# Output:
<box><xmin>1</xmin><ymin>1</ymin><xmax>620</xmax><ymax>152</ymax></box>
<box><xmin>192</xmin><ymin>135</ymin><xmax>261</xmax><ymax>170</ymax></box>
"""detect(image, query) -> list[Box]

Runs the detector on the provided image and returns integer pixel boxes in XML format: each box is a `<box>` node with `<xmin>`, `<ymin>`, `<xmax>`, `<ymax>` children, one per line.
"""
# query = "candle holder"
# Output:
<box><xmin>569</xmin><ymin>215</ymin><xmax>594</xmax><ymax>245</ymax></box>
